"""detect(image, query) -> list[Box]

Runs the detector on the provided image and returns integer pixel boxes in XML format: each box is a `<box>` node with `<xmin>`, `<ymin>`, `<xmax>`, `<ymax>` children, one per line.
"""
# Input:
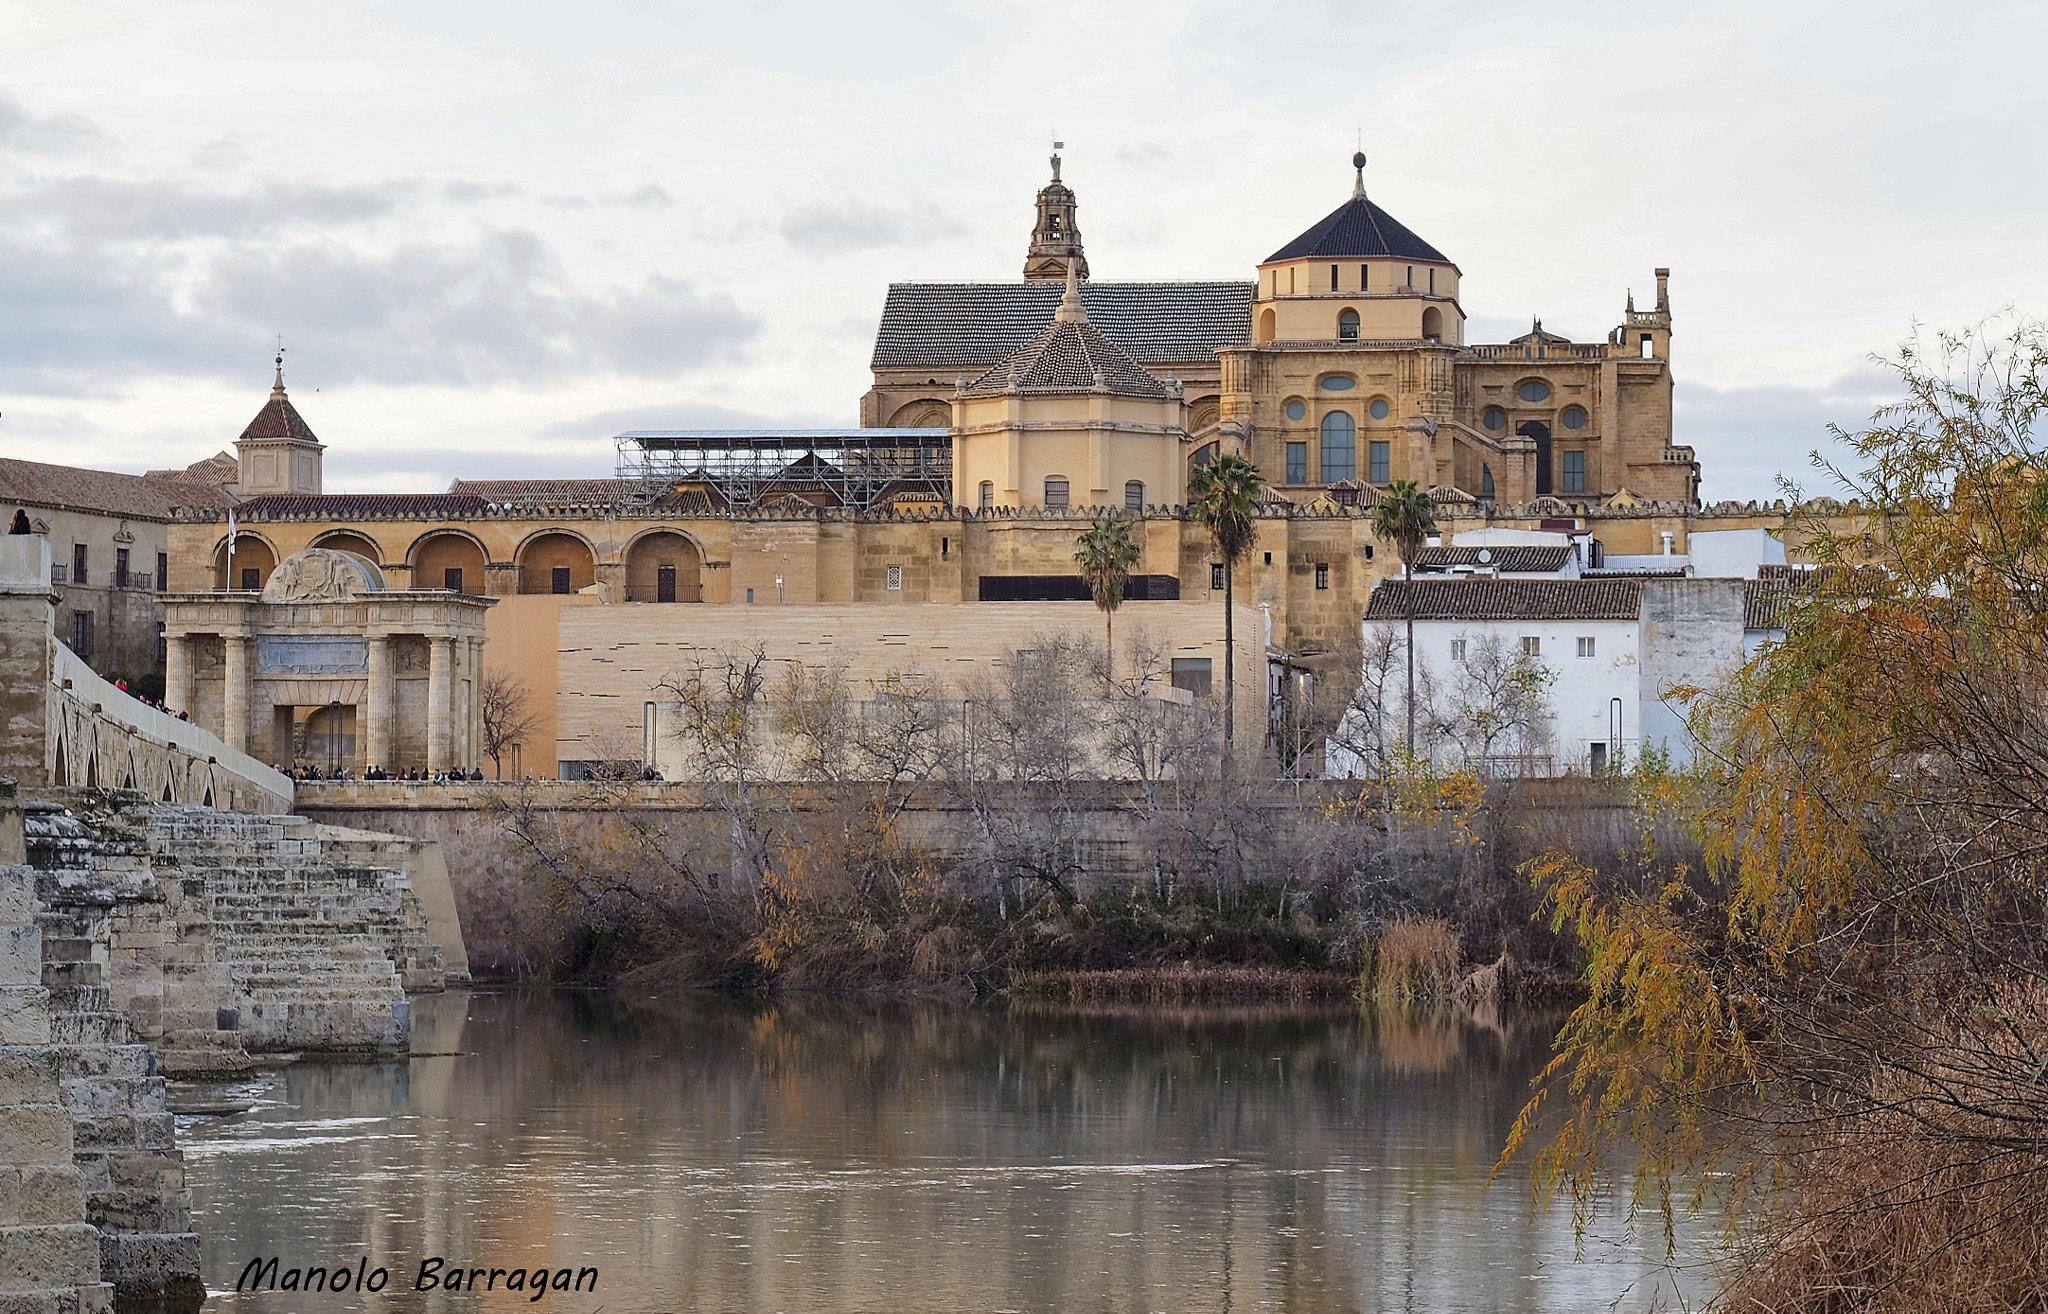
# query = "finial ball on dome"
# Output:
<box><xmin>1352</xmin><ymin>150</ymin><xmax>1366</xmax><ymax>170</ymax></box>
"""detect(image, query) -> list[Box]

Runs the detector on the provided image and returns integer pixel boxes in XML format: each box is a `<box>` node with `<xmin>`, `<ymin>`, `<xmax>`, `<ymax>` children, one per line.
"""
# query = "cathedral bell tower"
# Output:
<box><xmin>1023</xmin><ymin>151</ymin><xmax>1089</xmax><ymax>282</ymax></box>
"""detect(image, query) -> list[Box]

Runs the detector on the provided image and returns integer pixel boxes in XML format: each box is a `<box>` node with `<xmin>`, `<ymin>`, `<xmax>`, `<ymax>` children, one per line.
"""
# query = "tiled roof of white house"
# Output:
<box><xmin>1365</xmin><ymin>578</ymin><xmax>1643</xmax><ymax>622</ymax></box>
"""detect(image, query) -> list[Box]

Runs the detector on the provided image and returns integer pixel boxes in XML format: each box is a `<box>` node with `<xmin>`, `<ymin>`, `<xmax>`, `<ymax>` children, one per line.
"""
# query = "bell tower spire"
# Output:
<box><xmin>1023</xmin><ymin>143</ymin><xmax>1088</xmax><ymax>282</ymax></box>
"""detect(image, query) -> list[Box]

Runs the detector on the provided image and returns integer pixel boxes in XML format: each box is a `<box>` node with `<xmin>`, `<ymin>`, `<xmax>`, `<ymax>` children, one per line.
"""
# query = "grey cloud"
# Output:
<box><xmin>0</xmin><ymin>94</ymin><xmax>101</xmax><ymax>156</ymax></box>
<box><xmin>12</xmin><ymin>176</ymin><xmax>411</xmax><ymax>243</ymax></box>
<box><xmin>443</xmin><ymin>180</ymin><xmax>525</xmax><ymax>204</ymax></box>
<box><xmin>539</xmin><ymin>401</ymin><xmax>846</xmax><ymax>442</ymax></box>
<box><xmin>621</xmin><ymin>184</ymin><xmax>674</xmax><ymax>210</ymax></box>
<box><xmin>1680</xmin><ymin>369</ymin><xmax>1894</xmax><ymax>502</ymax></box>
<box><xmin>194</xmin><ymin>231</ymin><xmax>757</xmax><ymax>386</ymax></box>
<box><xmin>779</xmin><ymin>200</ymin><xmax>966</xmax><ymax>254</ymax></box>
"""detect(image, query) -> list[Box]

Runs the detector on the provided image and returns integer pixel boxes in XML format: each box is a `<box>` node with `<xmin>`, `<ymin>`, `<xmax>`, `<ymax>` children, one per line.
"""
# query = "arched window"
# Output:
<box><xmin>7</xmin><ymin>510</ymin><xmax>28</xmax><ymax>534</ymax></box>
<box><xmin>1043</xmin><ymin>476</ymin><xmax>1069</xmax><ymax>509</ymax></box>
<box><xmin>1421</xmin><ymin>306</ymin><xmax>1443</xmax><ymax>341</ymax></box>
<box><xmin>1481</xmin><ymin>463</ymin><xmax>1495</xmax><ymax>498</ymax></box>
<box><xmin>978</xmin><ymin>481</ymin><xmax>994</xmax><ymax>510</ymax></box>
<box><xmin>1337</xmin><ymin>308</ymin><xmax>1359</xmax><ymax>341</ymax></box>
<box><xmin>1125</xmin><ymin>481</ymin><xmax>1145</xmax><ymax>511</ymax></box>
<box><xmin>1319</xmin><ymin>411</ymin><xmax>1356</xmax><ymax>483</ymax></box>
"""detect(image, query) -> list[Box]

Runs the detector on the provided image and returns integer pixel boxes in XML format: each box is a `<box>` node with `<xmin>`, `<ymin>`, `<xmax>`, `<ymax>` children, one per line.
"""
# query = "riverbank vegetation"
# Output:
<box><xmin>1509</xmin><ymin>319</ymin><xmax>2048</xmax><ymax>1310</ymax></box>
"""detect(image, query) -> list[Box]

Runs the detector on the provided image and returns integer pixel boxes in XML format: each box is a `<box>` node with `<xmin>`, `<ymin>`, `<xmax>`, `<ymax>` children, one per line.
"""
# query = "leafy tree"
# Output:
<box><xmin>1187</xmin><ymin>452</ymin><xmax>1265</xmax><ymax>766</ymax></box>
<box><xmin>1508</xmin><ymin>318</ymin><xmax>2048</xmax><ymax>1309</ymax></box>
<box><xmin>1073</xmin><ymin>512</ymin><xmax>1141</xmax><ymax>673</ymax></box>
<box><xmin>1371</xmin><ymin>479</ymin><xmax>1437</xmax><ymax>750</ymax></box>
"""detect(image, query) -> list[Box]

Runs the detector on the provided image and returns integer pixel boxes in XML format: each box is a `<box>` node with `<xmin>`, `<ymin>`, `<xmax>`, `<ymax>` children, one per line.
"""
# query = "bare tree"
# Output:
<box><xmin>1096</xmin><ymin>627</ymin><xmax>1216</xmax><ymax>900</ymax></box>
<box><xmin>659</xmin><ymin>646</ymin><xmax>777</xmax><ymax>902</ymax></box>
<box><xmin>945</xmin><ymin>633</ymin><xmax>1101</xmax><ymax>914</ymax></box>
<box><xmin>480</xmin><ymin>670</ymin><xmax>541</xmax><ymax>780</ymax></box>
<box><xmin>1445</xmin><ymin>633</ymin><xmax>1554</xmax><ymax>776</ymax></box>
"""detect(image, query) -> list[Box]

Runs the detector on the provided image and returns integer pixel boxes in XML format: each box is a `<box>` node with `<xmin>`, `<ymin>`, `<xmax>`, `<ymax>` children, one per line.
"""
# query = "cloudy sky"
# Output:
<box><xmin>1</xmin><ymin>1</ymin><xmax>2041</xmax><ymax>500</ymax></box>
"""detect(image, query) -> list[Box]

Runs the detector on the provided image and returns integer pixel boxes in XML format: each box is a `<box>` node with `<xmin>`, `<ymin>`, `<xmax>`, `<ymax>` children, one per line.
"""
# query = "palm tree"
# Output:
<box><xmin>1371</xmin><ymin>479</ymin><xmax>1438</xmax><ymax>751</ymax></box>
<box><xmin>1187</xmin><ymin>452</ymin><xmax>1266</xmax><ymax>765</ymax></box>
<box><xmin>1074</xmin><ymin>513</ymin><xmax>1141</xmax><ymax>675</ymax></box>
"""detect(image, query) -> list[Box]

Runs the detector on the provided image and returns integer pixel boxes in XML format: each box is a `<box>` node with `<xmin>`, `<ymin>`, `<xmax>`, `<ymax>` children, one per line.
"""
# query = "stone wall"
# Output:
<box><xmin>0</xmin><ymin>784</ymin><xmax>118</xmax><ymax>1314</ymax></box>
<box><xmin>24</xmin><ymin>795</ymin><xmax>464</xmax><ymax>1069</ymax></box>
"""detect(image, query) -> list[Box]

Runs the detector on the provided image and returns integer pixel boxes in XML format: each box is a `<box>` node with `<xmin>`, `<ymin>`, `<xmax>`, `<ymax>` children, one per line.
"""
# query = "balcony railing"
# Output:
<box><xmin>52</xmin><ymin>567</ymin><xmax>156</xmax><ymax>590</ymax></box>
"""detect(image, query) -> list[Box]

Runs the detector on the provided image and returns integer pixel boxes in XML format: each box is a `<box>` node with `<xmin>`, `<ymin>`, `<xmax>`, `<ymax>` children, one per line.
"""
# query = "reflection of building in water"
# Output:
<box><xmin>162</xmin><ymin>548</ymin><xmax>492</xmax><ymax>773</ymax></box>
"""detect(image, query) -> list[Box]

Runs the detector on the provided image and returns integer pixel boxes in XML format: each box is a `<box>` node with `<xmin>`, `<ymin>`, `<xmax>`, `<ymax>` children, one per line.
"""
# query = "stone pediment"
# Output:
<box><xmin>261</xmin><ymin>548</ymin><xmax>388</xmax><ymax>603</ymax></box>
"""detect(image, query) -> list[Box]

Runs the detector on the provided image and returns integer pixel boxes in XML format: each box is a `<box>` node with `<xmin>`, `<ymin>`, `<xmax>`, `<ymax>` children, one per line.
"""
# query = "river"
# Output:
<box><xmin>180</xmin><ymin>989</ymin><xmax>1708</xmax><ymax>1312</ymax></box>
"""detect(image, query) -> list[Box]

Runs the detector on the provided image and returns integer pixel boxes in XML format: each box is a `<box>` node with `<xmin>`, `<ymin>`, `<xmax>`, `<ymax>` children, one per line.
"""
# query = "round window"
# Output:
<box><xmin>1368</xmin><ymin>398</ymin><xmax>1390</xmax><ymax>420</ymax></box>
<box><xmin>1285</xmin><ymin>399</ymin><xmax>1307</xmax><ymax>421</ymax></box>
<box><xmin>1562</xmin><ymin>405</ymin><xmax>1588</xmax><ymax>430</ymax></box>
<box><xmin>1482</xmin><ymin>407</ymin><xmax>1507</xmax><ymax>432</ymax></box>
<box><xmin>1320</xmin><ymin>375</ymin><xmax>1355</xmax><ymax>392</ymax></box>
<box><xmin>1517</xmin><ymin>379</ymin><xmax>1551</xmax><ymax>404</ymax></box>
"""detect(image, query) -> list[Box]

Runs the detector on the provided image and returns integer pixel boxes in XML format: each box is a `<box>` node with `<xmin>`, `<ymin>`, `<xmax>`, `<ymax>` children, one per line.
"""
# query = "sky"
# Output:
<box><xmin>0</xmin><ymin>0</ymin><xmax>2042</xmax><ymax>501</ymax></box>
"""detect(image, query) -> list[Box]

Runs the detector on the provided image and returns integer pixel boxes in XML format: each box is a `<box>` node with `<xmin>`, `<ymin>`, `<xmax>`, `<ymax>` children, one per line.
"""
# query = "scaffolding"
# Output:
<box><xmin>615</xmin><ymin>429</ymin><xmax>952</xmax><ymax>510</ymax></box>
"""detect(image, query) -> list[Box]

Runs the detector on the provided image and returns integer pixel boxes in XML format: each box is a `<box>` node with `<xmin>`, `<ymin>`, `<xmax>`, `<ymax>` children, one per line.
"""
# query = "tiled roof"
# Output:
<box><xmin>238</xmin><ymin>389</ymin><xmax>320</xmax><ymax>445</ymax></box>
<box><xmin>963</xmin><ymin>314</ymin><xmax>1175</xmax><ymax>399</ymax></box>
<box><xmin>233</xmin><ymin>493</ymin><xmax>490</xmax><ymax>519</ymax></box>
<box><xmin>1744</xmin><ymin>581</ymin><xmax>1790</xmax><ymax>631</ymax></box>
<box><xmin>450</xmin><ymin>479</ymin><xmax>638</xmax><ymax>504</ymax></box>
<box><xmin>0</xmin><ymin>457</ymin><xmax>235</xmax><ymax>520</ymax></box>
<box><xmin>145</xmin><ymin>452</ymin><xmax>239</xmax><ymax>487</ymax></box>
<box><xmin>1414</xmin><ymin>545</ymin><xmax>1575</xmax><ymax>574</ymax></box>
<box><xmin>871</xmin><ymin>282</ymin><xmax>1253</xmax><ymax>371</ymax></box>
<box><xmin>1365</xmin><ymin>578</ymin><xmax>1642</xmax><ymax>622</ymax></box>
<box><xmin>1265</xmin><ymin>194</ymin><xmax>1450</xmax><ymax>264</ymax></box>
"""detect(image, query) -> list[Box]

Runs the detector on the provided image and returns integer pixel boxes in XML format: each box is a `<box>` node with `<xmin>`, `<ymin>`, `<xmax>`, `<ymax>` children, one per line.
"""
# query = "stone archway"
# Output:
<box><xmin>889</xmin><ymin>399</ymin><xmax>952</xmax><ymax>428</ymax></box>
<box><xmin>412</xmin><ymin>531</ymin><xmax>489</xmax><ymax>594</ymax></box>
<box><xmin>214</xmin><ymin>535</ymin><xmax>278</xmax><ymax>591</ymax></box>
<box><xmin>1519</xmin><ymin>421</ymin><xmax>1553</xmax><ymax>497</ymax></box>
<box><xmin>517</xmin><ymin>532</ymin><xmax>596</xmax><ymax>595</ymax></box>
<box><xmin>312</xmin><ymin>530</ymin><xmax>383</xmax><ymax>566</ymax></box>
<box><xmin>623</xmin><ymin>531</ymin><xmax>703</xmax><ymax>603</ymax></box>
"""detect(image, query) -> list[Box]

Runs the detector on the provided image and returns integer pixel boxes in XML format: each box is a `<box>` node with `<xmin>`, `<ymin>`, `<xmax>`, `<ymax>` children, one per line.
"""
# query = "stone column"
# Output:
<box><xmin>366</xmin><ymin>635</ymin><xmax>394</xmax><ymax>771</ymax></box>
<box><xmin>221</xmin><ymin>635</ymin><xmax>250</xmax><ymax>755</ymax></box>
<box><xmin>427</xmin><ymin>636</ymin><xmax>452</xmax><ymax>774</ymax></box>
<box><xmin>466</xmin><ymin>638</ymin><xmax>484</xmax><ymax>774</ymax></box>
<box><xmin>163</xmin><ymin>634</ymin><xmax>192</xmax><ymax>717</ymax></box>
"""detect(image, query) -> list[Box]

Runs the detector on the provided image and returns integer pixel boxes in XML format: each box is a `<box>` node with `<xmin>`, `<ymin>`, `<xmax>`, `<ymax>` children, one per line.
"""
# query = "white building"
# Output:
<box><xmin>1328</xmin><ymin>574</ymin><xmax>1756</xmax><ymax>778</ymax></box>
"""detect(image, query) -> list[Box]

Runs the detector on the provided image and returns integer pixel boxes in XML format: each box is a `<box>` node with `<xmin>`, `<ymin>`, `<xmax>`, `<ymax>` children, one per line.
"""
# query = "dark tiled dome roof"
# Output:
<box><xmin>962</xmin><ymin>315</ymin><xmax>1176</xmax><ymax>399</ymax></box>
<box><xmin>238</xmin><ymin>391</ymin><xmax>319</xmax><ymax>444</ymax></box>
<box><xmin>1266</xmin><ymin>193</ymin><xmax>1449</xmax><ymax>264</ymax></box>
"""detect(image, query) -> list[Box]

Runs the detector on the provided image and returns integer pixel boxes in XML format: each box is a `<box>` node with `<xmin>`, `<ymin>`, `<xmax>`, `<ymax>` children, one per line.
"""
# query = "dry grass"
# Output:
<box><xmin>1372</xmin><ymin>916</ymin><xmax>1460</xmax><ymax>1005</ymax></box>
<box><xmin>1721</xmin><ymin>979</ymin><xmax>2048</xmax><ymax>1312</ymax></box>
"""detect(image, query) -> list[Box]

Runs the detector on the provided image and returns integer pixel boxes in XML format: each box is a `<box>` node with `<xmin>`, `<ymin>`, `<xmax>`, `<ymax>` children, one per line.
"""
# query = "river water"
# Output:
<box><xmin>180</xmin><ymin>989</ymin><xmax>1707</xmax><ymax>1313</ymax></box>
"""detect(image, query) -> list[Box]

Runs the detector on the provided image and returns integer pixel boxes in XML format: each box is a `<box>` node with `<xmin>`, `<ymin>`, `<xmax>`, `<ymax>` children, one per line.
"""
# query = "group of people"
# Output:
<box><xmin>283</xmin><ymin>764</ymin><xmax>489</xmax><ymax>782</ymax></box>
<box><xmin>110</xmin><ymin>678</ymin><xmax>191</xmax><ymax>721</ymax></box>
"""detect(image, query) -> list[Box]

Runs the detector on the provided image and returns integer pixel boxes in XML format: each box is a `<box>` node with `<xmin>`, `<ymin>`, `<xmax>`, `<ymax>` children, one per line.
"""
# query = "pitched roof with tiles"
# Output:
<box><xmin>963</xmin><ymin>309</ymin><xmax>1176</xmax><ymax>399</ymax></box>
<box><xmin>1414</xmin><ymin>545</ymin><xmax>1576</xmax><ymax>574</ymax></box>
<box><xmin>231</xmin><ymin>493</ymin><xmax>490</xmax><ymax>519</ymax></box>
<box><xmin>449</xmin><ymin>478</ymin><xmax>639</xmax><ymax>504</ymax></box>
<box><xmin>1365</xmin><ymin>578</ymin><xmax>1642</xmax><ymax>622</ymax></box>
<box><xmin>0</xmin><ymin>456</ymin><xmax>235</xmax><ymax>520</ymax></box>
<box><xmin>1265</xmin><ymin>192</ymin><xmax>1451</xmax><ymax>265</ymax></box>
<box><xmin>238</xmin><ymin>376</ymin><xmax>321</xmax><ymax>445</ymax></box>
<box><xmin>871</xmin><ymin>281</ymin><xmax>1253</xmax><ymax>371</ymax></box>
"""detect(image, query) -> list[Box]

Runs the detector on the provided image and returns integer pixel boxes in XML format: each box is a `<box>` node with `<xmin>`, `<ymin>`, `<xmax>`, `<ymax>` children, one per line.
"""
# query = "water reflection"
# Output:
<box><xmin>184</xmin><ymin>990</ymin><xmax>1700</xmax><ymax>1313</ymax></box>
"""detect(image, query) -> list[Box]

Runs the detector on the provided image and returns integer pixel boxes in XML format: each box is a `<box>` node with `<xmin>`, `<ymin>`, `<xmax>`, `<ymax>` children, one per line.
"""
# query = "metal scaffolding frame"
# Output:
<box><xmin>615</xmin><ymin>429</ymin><xmax>953</xmax><ymax>510</ymax></box>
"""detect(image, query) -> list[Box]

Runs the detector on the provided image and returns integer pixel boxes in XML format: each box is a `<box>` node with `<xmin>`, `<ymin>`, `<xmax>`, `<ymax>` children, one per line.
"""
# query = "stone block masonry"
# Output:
<box><xmin>26</xmin><ymin>793</ymin><xmax>463</xmax><ymax>1068</ymax></box>
<box><xmin>0</xmin><ymin>784</ymin><xmax>115</xmax><ymax>1314</ymax></box>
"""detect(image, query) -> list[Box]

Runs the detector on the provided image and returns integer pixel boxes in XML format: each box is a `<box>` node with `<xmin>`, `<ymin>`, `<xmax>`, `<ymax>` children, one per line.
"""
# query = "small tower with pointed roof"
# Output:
<box><xmin>234</xmin><ymin>354</ymin><xmax>324</xmax><ymax>497</ymax></box>
<box><xmin>1023</xmin><ymin>149</ymin><xmax>1089</xmax><ymax>282</ymax></box>
<box><xmin>952</xmin><ymin>260</ymin><xmax>1183</xmax><ymax>509</ymax></box>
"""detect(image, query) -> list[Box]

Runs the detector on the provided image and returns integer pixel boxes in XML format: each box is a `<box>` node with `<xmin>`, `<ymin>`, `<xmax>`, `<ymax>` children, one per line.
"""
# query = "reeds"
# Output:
<box><xmin>1371</xmin><ymin>915</ymin><xmax>1460</xmax><ymax>1005</ymax></box>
